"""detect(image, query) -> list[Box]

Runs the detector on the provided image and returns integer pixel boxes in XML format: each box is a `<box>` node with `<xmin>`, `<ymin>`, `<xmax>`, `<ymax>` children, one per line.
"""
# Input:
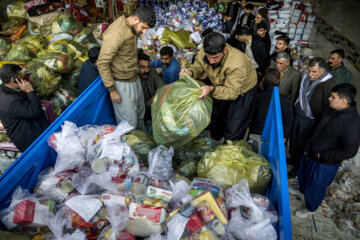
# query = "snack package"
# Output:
<box><xmin>197</xmin><ymin>141</ymin><xmax>272</xmax><ymax>193</ymax></box>
<box><xmin>37</xmin><ymin>50</ymin><xmax>73</xmax><ymax>73</ymax></box>
<box><xmin>0</xmin><ymin>187</ymin><xmax>53</xmax><ymax>230</ymax></box>
<box><xmin>148</xmin><ymin>146</ymin><xmax>174</xmax><ymax>181</ymax></box>
<box><xmin>152</xmin><ymin>74</ymin><xmax>212</xmax><ymax>149</ymax></box>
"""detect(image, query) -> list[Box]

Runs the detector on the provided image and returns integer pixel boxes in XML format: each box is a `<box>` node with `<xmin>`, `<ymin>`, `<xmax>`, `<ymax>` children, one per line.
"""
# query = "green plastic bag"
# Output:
<box><xmin>152</xmin><ymin>74</ymin><xmax>212</xmax><ymax>149</ymax></box>
<box><xmin>7</xmin><ymin>1</ymin><xmax>28</xmax><ymax>19</ymax></box>
<box><xmin>161</xmin><ymin>28</ymin><xmax>196</xmax><ymax>49</ymax></box>
<box><xmin>4</xmin><ymin>42</ymin><xmax>35</xmax><ymax>63</ymax></box>
<box><xmin>125</xmin><ymin>130</ymin><xmax>157</xmax><ymax>166</ymax></box>
<box><xmin>197</xmin><ymin>140</ymin><xmax>272</xmax><ymax>194</ymax></box>
<box><xmin>17</xmin><ymin>35</ymin><xmax>46</xmax><ymax>56</ymax></box>
<box><xmin>28</xmin><ymin>60</ymin><xmax>62</xmax><ymax>98</ymax></box>
<box><xmin>62</xmin><ymin>59</ymin><xmax>83</xmax><ymax>88</ymax></box>
<box><xmin>51</xmin><ymin>12</ymin><xmax>83</xmax><ymax>35</ymax></box>
<box><xmin>48</xmin><ymin>39</ymin><xmax>87</xmax><ymax>60</ymax></box>
<box><xmin>40</xmin><ymin>23</ymin><xmax>52</xmax><ymax>38</ymax></box>
<box><xmin>74</xmin><ymin>27</ymin><xmax>100</xmax><ymax>50</ymax></box>
<box><xmin>0</xmin><ymin>38</ymin><xmax>11</xmax><ymax>60</ymax></box>
<box><xmin>174</xmin><ymin>137</ymin><xmax>216</xmax><ymax>167</ymax></box>
<box><xmin>177</xmin><ymin>158</ymin><xmax>198</xmax><ymax>180</ymax></box>
<box><xmin>0</xmin><ymin>132</ymin><xmax>10</xmax><ymax>143</ymax></box>
<box><xmin>51</xmin><ymin>85</ymin><xmax>78</xmax><ymax>117</ymax></box>
<box><xmin>37</xmin><ymin>50</ymin><xmax>73</xmax><ymax>73</ymax></box>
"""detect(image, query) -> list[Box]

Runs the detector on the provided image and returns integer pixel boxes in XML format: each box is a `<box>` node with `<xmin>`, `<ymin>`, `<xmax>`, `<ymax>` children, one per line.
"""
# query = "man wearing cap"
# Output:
<box><xmin>180</xmin><ymin>32</ymin><xmax>257</xmax><ymax>141</ymax></box>
<box><xmin>97</xmin><ymin>6</ymin><xmax>156</xmax><ymax>130</ymax></box>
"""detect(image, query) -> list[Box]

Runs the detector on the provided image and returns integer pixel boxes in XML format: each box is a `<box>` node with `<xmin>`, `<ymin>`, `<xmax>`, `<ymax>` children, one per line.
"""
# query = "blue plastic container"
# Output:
<box><xmin>0</xmin><ymin>79</ymin><xmax>291</xmax><ymax>239</ymax></box>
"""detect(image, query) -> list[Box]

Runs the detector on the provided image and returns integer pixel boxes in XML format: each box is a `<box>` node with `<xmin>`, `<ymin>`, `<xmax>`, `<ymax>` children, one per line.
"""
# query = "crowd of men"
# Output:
<box><xmin>0</xmin><ymin>4</ymin><xmax>359</xmax><ymax>221</ymax></box>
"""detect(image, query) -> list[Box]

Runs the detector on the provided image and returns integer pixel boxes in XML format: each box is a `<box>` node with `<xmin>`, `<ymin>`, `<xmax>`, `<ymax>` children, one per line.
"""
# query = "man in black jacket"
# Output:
<box><xmin>78</xmin><ymin>47</ymin><xmax>100</xmax><ymax>94</ymax></box>
<box><xmin>236</xmin><ymin>27</ymin><xmax>270</xmax><ymax>81</ymax></box>
<box><xmin>289</xmin><ymin>57</ymin><xmax>336</xmax><ymax>172</ymax></box>
<box><xmin>249</xmin><ymin>67</ymin><xmax>293</xmax><ymax>153</ymax></box>
<box><xmin>256</xmin><ymin>21</ymin><xmax>271</xmax><ymax>53</ymax></box>
<box><xmin>292</xmin><ymin>83</ymin><xmax>360</xmax><ymax>218</ymax></box>
<box><xmin>270</xmin><ymin>35</ymin><xmax>293</xmax><ymax>66</ymax></box>
<box><xmin>0</xmin><ymin>64</ymin><xmax>48</xmax><ymax>151</ymax></box>
<box><xmin>237</xmin><ymin>3</ymin><xmax>255</xmax><ymax>29</ymax></box>
<box><xmin>224</xmin><ymin>0</ymin><xmax>240</xmax><ymax>33</ymax></box>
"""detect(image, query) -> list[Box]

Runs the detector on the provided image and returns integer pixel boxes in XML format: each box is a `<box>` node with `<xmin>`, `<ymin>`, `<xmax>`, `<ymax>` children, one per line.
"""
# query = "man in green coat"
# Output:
<box><xmin>327</xmin><ymin>49</ymin><xmax>354</xmax><ymax>84</ymax></box>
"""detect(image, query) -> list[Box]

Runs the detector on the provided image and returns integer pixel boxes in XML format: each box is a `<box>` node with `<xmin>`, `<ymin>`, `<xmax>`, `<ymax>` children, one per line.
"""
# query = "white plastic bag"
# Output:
<box><xmin>167</xmin><ymin>213</ymin><xmax>189</xmax><ymax>240</ymax></box>
<box><xmin>148</xmin><ymin>146</ymin><xmax>174</xmax><ymax>180</ymax></box>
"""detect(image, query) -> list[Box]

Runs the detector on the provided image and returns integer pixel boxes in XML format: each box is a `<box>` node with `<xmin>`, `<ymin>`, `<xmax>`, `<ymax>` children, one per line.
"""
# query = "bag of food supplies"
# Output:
<box><xmin>28</xmin><ymin>60</ymin><xmax>62</xmax><ymax>97</ymax></box>
<box><xmin>73</xmin><ymin>27</ymin><xmax>100</xmax><ymax>50</ymax></box>
<box><xmin>48</xmin><ymin>39</ymin><xmax>87</xmax><ymax>60</ymax></box>
<box><xmin>197</xmin><ymin>140</ymin><xmax>272</xmax><ymax>194</ymax></box>
<box><xmin>37</xmin><ymin>50</ymin><xmax>73</xmax><ymax>73</ymax></box>
<box><xmin>152</xmin><ymin>74</ymin><xmax>212</xmax><ymax>149</ymax></box>
<box><xmin>51</xmin><ymin>12</ymin><xmax>83</xmax><ymax>35</ymax></box>
<box><xmin>7</xmin><ymin>1</ymin><xmax>28</xmax><ymax>19</ymax></box>
<box><xmin>4</xmin><ymin>42</ymin><xmax>35</xmax><ymax>63</ymax></box>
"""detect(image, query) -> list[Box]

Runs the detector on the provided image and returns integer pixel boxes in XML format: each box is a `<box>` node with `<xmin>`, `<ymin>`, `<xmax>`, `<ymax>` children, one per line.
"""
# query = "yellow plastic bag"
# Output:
<box><xmin>4</xmin><ymin>42</ymin><xmax>35</xmax><ymax>63</ymax></box>
<box><xmin>73</xmin><ymin>27</ymin><xmax>100</xmax><ymax>50</ymax></box>
<box><xmin>37</xmin><ymin>50</ymin><xmax>73</xmax><ymax>73</ymax></box>
<box><xmin>0</xmin><ymin>38</ymin><xmax>11</xmax><ymax>60</ymax></box>
<box><xmin>48</xmin><ymin>39</ymin><xmax>87</xmax><ymax>60</ymax></box>
<box><xmin>51</xmin><ymin>12</ymin><xmax>83</xmax><ymax>35</ymax></box>
<box><xmin>152</xmin><ymin>74</ymin><xmax>212</xmax><ymax>149</ymax></box>
<box><xmin>197</xmin><ymin>141</ymin><xmax>272</xmax><ymax>194</ymax></box>
<box><xmin>6</xmin><ymin>1</ymin><xmax>28</xmax><ymax>19</ymax></box>
<box><xmin>17</xmin><ymin>35</ymin><xmax>46</xmax><ymax>56</ymax></box>
<box><xmin>161</xmin><ymin>28</ymin><xmax>196</xmax><ymax>49</ymax></box>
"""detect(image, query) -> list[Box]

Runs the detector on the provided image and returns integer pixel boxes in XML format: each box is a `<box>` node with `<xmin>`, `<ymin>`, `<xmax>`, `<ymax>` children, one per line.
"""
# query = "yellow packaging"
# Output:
<box><xmin>169</xmin><ymin>191</ymin><xmax>228</xmax><ymax>225</ymax></box>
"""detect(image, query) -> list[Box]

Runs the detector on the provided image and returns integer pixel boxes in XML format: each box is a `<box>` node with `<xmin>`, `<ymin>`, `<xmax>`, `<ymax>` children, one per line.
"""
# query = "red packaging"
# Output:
<box><xmin>195</xmin><ymin>201</ymin><xmax>215</xmax><ymax>223</ymax></box>
<box><xmin>13</xmin><ymin>200</ymin><xmax>36</xmax><ymax>224</ymax></box>
<box><xmin>186</xmin><ymin>211</ymin><xmax>204</xmax><ymax>234</ymax></box>
<box><xmin>299</xmin><ymin>13</ymin><xmax>308</xmax><ymax>22</ymax></box>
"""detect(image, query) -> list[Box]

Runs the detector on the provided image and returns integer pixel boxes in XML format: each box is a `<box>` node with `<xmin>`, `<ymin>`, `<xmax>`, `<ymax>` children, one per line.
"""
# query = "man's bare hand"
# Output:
<box><xmin>198</xmin><ymin>85</ymin><xmax>214</xmax><ymax>99</ymax></box>
<box><xmin>230</xmin><ymin>29</ymin><xmax>235</xmax><ymax>35</ymax></box>
<box><xmin>16</xmin><ymin>79</ymin><xmax>33</xmax><ymax>93</ymax></box>
<box><xmin>179</xmin><ymin>68</ymin><xmax>193</xmax><ymax>78</ymax></box>
<box><xmin>110</xmin><ymin>90</ymin><xmax>121</xmax><ymax>103</ymax></box>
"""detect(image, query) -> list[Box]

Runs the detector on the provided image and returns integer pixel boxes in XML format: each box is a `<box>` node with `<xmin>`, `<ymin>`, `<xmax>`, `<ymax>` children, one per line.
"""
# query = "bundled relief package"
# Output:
<box><xmin>152</xmin><ymin>74</ymin><xmax>212</xmax><ymax>149</ymax></box>
<box><xmin>197</xmin><ymin>141</ymin><xmax>272</xmax><ymax>193</ymax></box>
<box><xmin>51</xmin><ymin>12</ymin><xmax>83</xmax><ymax>35</ymax></box>
<box><xmin>37</xmin><ymin>50</ymin><xmax>74</xmax><ymax>73</ymax></box>
<box><xmin>48</xmin><ymin>39</ymin><xmax>87</xmax><ymax>60</ymax></box>
<box><xmin>125</xmin><ymin>130</ymin><xmax>157</xmax><ymax>166</ymax></box>
<box><xmin>74</xmin><ymin>27</ymin><xmax>100</xmax><ymax>50</ymax></box>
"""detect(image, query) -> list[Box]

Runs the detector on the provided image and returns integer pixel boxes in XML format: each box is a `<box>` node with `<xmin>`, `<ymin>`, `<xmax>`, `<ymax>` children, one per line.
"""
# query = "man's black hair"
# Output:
<box><xmin>257</xmin><ymin>21</ymin><xmax>267</xmax><ymax>31</ymax></box>
<box><xmin>332</xmin><ymin>83</ymin><xmax>357</xmax><ymax>106</ymax></box>
<box><xmin>203</xmin><ymin>32</ymin><xmax>226</xmax><ymax>55</ymax></box>
<box><xmin>236</xmin><ymin>26</ymin><xmax>252</xmax><ymax>36</ymax></box>
<box><xmin>0</xmin><ymin>64</ymin><xmax>21</xmax><ymax>84</ymax></box>
<box><xmin>276</xmin><ymin>35</ymin><xmax>290</xmax><ymax>46</ymax></box>
<box><xmin>330</xmin><ymin>49</ymin><xmax>345</xmax><ymax>59</ymax></box>
<box><xmin>309</xmin><ymin>57</ymin><xmax>327</xmax><ymax>70</ymax></box>
<box><xmin>133</xmin><ymin>6</ymin><xmax>156</xmax><ymax>28</ymax></box>
<box><xmin>88</xmin><ymin>47</ymin><xmax>101</xmax><ymax>64</ymax></box>
<box><xmin>245</xmin><ymin>3</ymin><xmax>254</xmax><ymax>10</ymax></box>
<box><xmin>202</xmin><ymin>28</ymin><xmax>213</xmax><ymax>38</ymax></box>
<box><xmin>138</xmin><ymin>52</ymin><xmax>150</xmax><ymax>62</ymax></box>
<box><xmin>160</xmin><ymin>46</ymin><xmax>174</xmax><ymax>57</ymax></box>
<box><xmin>263</xmin><ymin>67</ymin><xmax>280</xmax><ymax>87</ymax></box>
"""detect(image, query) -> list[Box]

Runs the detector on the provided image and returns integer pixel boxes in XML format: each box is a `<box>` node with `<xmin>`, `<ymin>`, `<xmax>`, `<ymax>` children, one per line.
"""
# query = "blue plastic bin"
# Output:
<box><xmin>0</xmin><ymin>79</ymin><xmax>291</xmax><ymax>239</ymax></box>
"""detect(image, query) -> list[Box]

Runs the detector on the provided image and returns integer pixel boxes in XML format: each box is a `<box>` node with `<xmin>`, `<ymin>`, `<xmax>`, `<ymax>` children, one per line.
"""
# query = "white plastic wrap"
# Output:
<box><xmin>167</xmin><ymin>213</ymin><xmax>189</xmax><ymax>240</ymax></box>
<box><xmin>148</xmin><ymin>146</ymin><xmax>174</xmax><ymax>180</ymax></box>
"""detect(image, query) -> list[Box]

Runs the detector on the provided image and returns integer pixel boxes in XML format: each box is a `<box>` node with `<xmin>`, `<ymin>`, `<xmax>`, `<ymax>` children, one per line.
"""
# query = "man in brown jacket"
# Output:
<box><xmin>180</xmin><ymin>32</ymin><xmax>257</xmax><ymax>141</ymax></box>
<box><xmin>97</xmin><ymin>6</ymin><xmax>156</xmax><ymax>130</ymax></box>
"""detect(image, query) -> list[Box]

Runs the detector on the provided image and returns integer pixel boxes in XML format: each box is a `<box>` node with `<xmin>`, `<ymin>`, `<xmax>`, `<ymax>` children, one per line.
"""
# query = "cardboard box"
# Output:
<box><xmin>299</xmin><ymin>13</ymin><xmax>308</xmax><ymax>22</ymax></box>
<box><xmin>307</xmin><ymin>14</ymin><xmax>316</xmax><ymax>22</ymax></box>
<box><xmin>297</xmin><ymin>21</ymin><xmax>306</xmax><ymax>29</ymax></box>
<box><xmin>291</xmin><ymin>15</ymin><xmax>300</xmax><ymax>23</ymax></box>
<box><xmin>296</xmin><ymin>28</ymin><xmax>304</xmax><ymax>35</ymax></box>
<box><xmin>303</xmin><ymin>28</ymin><xmax>312</xmax><ymax>35</ymax></box>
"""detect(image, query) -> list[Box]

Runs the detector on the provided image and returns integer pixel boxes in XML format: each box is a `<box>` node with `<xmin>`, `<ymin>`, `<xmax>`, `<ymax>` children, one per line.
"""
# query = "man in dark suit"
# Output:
<box><xmin>237</xmin><ymin>3</ymin><xmax>255</xmax><ymax>29</ymax></box>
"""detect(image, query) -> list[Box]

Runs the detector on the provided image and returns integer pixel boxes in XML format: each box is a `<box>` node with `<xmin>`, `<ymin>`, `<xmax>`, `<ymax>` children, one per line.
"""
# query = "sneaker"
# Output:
<box><xmin>295</xmin><ymin>208</ymin><xmax>314</xmax><ymax>219</ymax></box>
<box><xmin>288</xmin><ymin>185</ymin><xmax>302</xmax><ymax>196</ymax></box>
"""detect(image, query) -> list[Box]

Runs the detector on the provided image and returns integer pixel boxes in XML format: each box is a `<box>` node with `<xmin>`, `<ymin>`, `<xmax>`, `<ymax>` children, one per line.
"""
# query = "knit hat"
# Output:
<box><xmin>257</xmin><ymin>7</ymin><xmax>268</xmax><ymax>19</ymax></box>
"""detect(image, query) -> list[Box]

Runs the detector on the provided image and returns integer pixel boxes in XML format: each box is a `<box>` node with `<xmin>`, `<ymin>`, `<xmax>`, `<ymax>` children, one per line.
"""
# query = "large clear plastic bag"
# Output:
<box><xmin>37</xmin><ymin>50</ymin><xmax>73</xmax><ymax>73</ymax></box>
<box><xmin>27</xmin><ymin>59</ymin><xmax>62</xmax><ymax>97</ymax></box>
<box><xmin>0</xmin><ymin>187</ymin><xmax>54</xmax><ymax>230</ymax></box>
<box><xmin>97</xmin><ymin>204</ymin><xmax>129</xmax><ymax>240</ymax></box>
<box><xmin>167</xmin><ymin>213</ymin><xmax>189</xmax><ymax>240</ymax></box>
<box><xmin>152</xmin><ymin>74</ymin><xmax>212</xmax><ymax>149</ymax></box>
<box><xmin>51</xmin><ymin>12</ymin><xmax>83</xmax><ymax>35</ymax></box>
<box><xmin>48</xmin><ymin>208</ymin><xmax>86</xmax><ymax>240</ymax></box>
<box><xmin>125</xmin><ymin>130</ymin><xmax>157</xmax><ymax>166</ymax></box>
<box><xmin>148</xmin><ymin>146</ymin><xmax>174</xmax><ymax>181</ymax></box>
<box><xmin>17</xmin><ymin>35</ymin><xmax>46</xmax><ymax>55</ymax></box>
<box><xmin>73</xmin><ymin>27</ymin><xmax>100</xmax><ymax>50</ymax></box>
<box><xmin>225</xmin><ymin>180</ymin><xmax>277</xmax><ymax>240</ymax></box>
<box><xmin>161</xmin><ymin>28</ymin><xmax>196</xmax><ymax>49</ymax></box>
<box><xmin>7</xmin><ymin>1</ymin><xmax>28</xmax><ymax>19</ymax></box>
<box><xmin>197</xmin><ymin>141</ymin><xmax>272</xmax><ymax>193</ymax></box>
<box><xmin>48</xmin><ymin>39</ymin><xmax>87</xmax><ymax>60</ymax></box>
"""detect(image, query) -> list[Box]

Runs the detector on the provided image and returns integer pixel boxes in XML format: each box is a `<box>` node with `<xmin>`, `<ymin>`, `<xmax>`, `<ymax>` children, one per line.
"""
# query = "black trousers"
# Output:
<box><xmin>210</xmin><ymin>86</ymin><xmax>256</xmax><ymax>141</ymax></box>
<box><xmin>289</xmin><ymin>109</ymin><xmax>316</xmax><ymax>170</ymax></box>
